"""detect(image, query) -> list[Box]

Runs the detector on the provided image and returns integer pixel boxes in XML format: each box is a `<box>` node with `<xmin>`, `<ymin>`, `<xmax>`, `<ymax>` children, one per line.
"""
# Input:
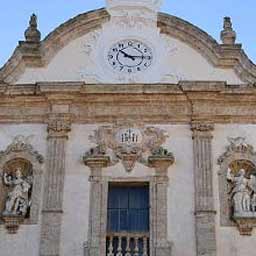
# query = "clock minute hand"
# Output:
<box><xmin>120</xmin><ymin>50</ymin><xmax>135</xmax><ymax>60</ymax></box>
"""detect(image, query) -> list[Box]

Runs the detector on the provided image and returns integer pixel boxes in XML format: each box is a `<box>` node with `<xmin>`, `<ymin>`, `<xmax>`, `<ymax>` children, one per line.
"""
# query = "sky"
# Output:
<box><xmin>0</xmin><ymin>0</ymin><xmax>255</xmax><ymax>67</ymax></box>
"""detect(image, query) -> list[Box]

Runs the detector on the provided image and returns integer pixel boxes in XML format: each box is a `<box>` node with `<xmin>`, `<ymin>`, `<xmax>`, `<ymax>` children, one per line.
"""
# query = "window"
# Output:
<box><xmin>106</xmin><ymin>183</ymin><xmax>150</xmax><ymax>256</ymax></box>
<box><xmin>107</xmin><ymin>184</ymin><xmax>149</xmax><ymax>232</ymax></box>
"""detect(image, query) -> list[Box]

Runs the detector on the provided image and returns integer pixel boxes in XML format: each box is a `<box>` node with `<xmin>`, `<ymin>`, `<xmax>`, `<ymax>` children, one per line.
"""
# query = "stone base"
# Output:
<box><xmin>233</xmin><ymin>213</ymin><xmax>256</xmax><ymax>235</ymax></box>
<box><xmin>1</xmin><ymin>214</ymin><xmax>25</xmax><ymax>234</ymax></box>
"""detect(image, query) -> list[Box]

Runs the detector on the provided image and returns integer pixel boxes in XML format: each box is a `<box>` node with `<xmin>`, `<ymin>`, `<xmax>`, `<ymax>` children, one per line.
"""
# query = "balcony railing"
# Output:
<box><xmin>106</xmin><ymin>232</ymin><xmax>149</xmax><ymax>256</ymax></box>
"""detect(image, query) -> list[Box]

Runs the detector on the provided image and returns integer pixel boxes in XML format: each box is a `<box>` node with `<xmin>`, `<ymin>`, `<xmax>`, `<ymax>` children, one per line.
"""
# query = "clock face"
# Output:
<box><xmin>108</xmin><ymin>39</ymin><xmax>153</xmax><ymax>74</ymax></box>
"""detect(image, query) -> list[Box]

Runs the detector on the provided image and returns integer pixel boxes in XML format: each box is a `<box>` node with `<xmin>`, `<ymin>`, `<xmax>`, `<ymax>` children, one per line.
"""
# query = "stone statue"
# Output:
<box><xmin>227</xmin><ymin>168</ymin><xmax>253</xmax><ymax>213</ymax></box>
<box><xmin>2</xmin><ymin>168</ymin><xmax>33</xmax><ymax>216</ymax></box>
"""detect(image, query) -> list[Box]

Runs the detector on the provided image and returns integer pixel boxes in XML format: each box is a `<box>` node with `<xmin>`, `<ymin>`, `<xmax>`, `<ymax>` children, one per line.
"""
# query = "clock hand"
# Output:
<box><xmin>120</xmin><ymin>50</ymin><xmax>135</xmax><ymax>61</ymax></box>
<box><xmin>129</xmin><ymin>55</ymin><xmax>151</xmax><ymax>59</ymax></box>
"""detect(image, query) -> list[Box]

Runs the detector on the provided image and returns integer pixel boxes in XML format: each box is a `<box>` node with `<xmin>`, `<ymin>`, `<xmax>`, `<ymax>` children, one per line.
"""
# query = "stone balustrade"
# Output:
<box><xmin>106</xmin><ymin>232</ymin><xmax>149</xmax><ymax>256</ymax></box>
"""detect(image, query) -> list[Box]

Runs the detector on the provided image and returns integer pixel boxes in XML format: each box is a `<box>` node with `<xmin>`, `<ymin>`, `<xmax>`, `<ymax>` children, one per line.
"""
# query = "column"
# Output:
<box><xmin>39</xmin><ymin>113</ymin><xmax>71</xmax><ymax>256</ymax></box>
<box><xmin>84</xmin><ymin>155</ymin><xmax>110</xmax><ymax>256</ymax></box>
<box><xmin>191</xmin><ymin>123</ymin><xmax>216</xmax><ymax>256</ymax></box>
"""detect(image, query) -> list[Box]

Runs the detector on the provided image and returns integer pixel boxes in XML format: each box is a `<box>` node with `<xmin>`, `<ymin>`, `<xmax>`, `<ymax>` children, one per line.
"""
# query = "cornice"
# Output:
<box><xmin>0</xmin><ymin>9</ymin><xmax>255</xmax><ymax>84</ymax></box>
<box><xmin>0</xmin><ymin>82</ymin><xmax>254</xmax><ymax>124</ymax></box>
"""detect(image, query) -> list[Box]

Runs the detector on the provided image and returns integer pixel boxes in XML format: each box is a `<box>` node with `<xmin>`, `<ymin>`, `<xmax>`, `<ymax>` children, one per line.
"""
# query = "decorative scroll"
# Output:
<box><xmin>86</xmin><ymin>124</ymin><xmax>169</xmax><ymax>172</ymax></box>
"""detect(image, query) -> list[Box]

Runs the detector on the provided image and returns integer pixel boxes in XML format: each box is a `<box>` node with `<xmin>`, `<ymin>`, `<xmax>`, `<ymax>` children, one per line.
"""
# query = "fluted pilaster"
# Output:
<box><xmin>39</xmin><ymin>113</ymin><xmax>71</xmax><ymax>256</ymax></box>
<box><xmin>191</xmin><ymin>122</ymin><xmax>216</xmax><ymax>256</ymax></box>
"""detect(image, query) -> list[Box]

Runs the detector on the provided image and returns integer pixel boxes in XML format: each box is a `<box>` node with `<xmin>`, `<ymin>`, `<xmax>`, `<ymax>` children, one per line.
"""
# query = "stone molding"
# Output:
<box><xmin>0</xmin><ymin>135</ymin><xmax>44</xmax><ymax>227</ymax></box>
<box><xmin>0</xmin><ymin>9</ymin><xmax>256</xmax><ymax>84</ymax></box>
<box><xmin>1</xmin><ymin>82</ymin><xmax>256</xmax><ymax>124</ymax></box>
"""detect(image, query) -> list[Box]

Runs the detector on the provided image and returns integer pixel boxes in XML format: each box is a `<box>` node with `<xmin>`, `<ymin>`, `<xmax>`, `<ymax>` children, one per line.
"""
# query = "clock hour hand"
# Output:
<box><xmin>120</xmin><ymin>50</ymin><xmax>135</xmax><ymax>61</ymax></box>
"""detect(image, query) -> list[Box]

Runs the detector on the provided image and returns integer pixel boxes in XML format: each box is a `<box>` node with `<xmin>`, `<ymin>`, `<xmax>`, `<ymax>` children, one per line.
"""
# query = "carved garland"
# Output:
<box><xmin>0</xmin><ymin>135</ymin><xmax>44</xmax><ymax>234</ymax></box>
<box><xmin>218</xmin><ymin>137</ymin><xmax>256</xmax><ymax>235</ymax></box>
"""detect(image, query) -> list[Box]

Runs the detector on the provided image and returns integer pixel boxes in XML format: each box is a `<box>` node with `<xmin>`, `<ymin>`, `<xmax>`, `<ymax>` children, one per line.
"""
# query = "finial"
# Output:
<box><xmin>24</xmin><ymin>14</ymin><xmax>41</xmax><ymax>43</ymax></box>
<box><xmin>221</xmin><ymin>17</ymin><xmax>236</xmax><ymax>45</ymax></box>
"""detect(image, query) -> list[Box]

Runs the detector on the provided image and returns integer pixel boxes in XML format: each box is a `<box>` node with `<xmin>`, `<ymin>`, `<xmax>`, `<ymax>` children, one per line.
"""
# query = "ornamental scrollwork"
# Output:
<box><xmin>0</xmin><ymin>135</ymin><xmax>43</xmax><ymax>164</ymax></box>
<box><xmin>84</xmin><ymin>124</ymin><xmax>173</xmax><ymax>172</ymax></box>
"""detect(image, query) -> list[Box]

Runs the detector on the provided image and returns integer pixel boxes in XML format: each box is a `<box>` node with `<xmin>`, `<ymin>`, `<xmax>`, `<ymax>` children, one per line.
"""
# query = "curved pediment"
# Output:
<box><xmin>0</xmin><ymin>8</ymin><xmax>255</xmax><ymax>85</ymax></box>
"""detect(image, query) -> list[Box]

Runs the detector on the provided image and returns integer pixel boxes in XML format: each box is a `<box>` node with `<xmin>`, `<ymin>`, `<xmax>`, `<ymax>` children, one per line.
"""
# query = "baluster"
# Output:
<box><xmin>142</xmin><ymin>236</ymin><xmax>148</xmax><ymax>256</ymax></box>
<box><xmin>125</xmin><ymin>235</ymin><xmax>131</xmax><ymax>256</ymax></box>
<box><xmin>107</xmin><ymin>236</ymin><xmax>114</xmax><ymax>256</ymax></box>
<box><xmin>116</xmin><ymin>235</ymin><xmax>123</xmax><ymax>256</ymax></box>
<box><xmin>134</xmin><ymin>236</ymin><xmax>139</xmax><ymax>256</ymax></box>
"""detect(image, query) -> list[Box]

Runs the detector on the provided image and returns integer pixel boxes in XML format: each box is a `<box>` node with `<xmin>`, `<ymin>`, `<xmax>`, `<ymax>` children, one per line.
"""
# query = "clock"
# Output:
<box><xmin>107</xmin><ymin>39</ymin><xmax>153</xmax><ymax>74</ymax></box>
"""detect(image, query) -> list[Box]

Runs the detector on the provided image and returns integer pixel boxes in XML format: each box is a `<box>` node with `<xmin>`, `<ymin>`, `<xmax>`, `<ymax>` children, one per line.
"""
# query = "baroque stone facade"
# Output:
<box><xmin>1</xmin><ymin>0</ymin><xmax>256</xmax><ymax>256</ymax></box>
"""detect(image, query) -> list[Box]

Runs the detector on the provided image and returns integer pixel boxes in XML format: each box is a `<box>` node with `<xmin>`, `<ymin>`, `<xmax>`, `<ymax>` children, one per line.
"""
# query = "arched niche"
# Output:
<box><xmin>218</xmin><ymin>137</ymin><xmax>256</xmax><ymax>228</ymax></box>
<box><xmin>0</xmin><ymin>136</ymin><xmax>44</xmax><ymax>226</ymax></box>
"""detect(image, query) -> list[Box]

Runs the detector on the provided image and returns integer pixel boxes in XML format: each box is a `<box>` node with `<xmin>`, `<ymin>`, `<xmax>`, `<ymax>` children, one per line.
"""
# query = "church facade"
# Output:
<box><xmin>1</xmin><ymin>1</ymin><xmax>256</xmax><ymax>256</ymax></box>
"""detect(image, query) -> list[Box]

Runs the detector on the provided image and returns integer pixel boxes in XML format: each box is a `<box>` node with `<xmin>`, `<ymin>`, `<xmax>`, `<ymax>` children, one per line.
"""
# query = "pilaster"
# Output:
<box><xmin>148</xmin><ymin>154</ymin><xmax>174</xmax><ymax>256</ymax></box>
<box><xmin>83</xmin><ymin>153</ymin><xmax>110</xmax><ymax>256</ymax></box>
<box><xmin>191</xmin><ymin>122</ymin><xmax>216</xmax><ymax>256</ymax></box>
<box><xmin>39</xmin><ymin>113</ymin><xmax>71</xmax><ymax>256</ymax></box>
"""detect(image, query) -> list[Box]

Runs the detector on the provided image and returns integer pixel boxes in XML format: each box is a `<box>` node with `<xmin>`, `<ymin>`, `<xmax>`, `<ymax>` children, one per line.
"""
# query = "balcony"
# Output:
<box><xmin>106</xmin><ymin>232</ymin><xmax>149</xmax><ymax>256</ymax></box>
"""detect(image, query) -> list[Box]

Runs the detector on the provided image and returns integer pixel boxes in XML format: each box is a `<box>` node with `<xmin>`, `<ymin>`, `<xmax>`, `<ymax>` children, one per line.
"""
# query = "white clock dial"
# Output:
<box><xmin>107</xmin><ymin>39</ymin><xmax>153</xmax><ymax>74</ymax></box>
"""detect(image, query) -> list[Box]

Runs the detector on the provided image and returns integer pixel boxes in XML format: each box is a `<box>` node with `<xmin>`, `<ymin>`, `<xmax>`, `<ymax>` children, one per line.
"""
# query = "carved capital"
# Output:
<box><xmin>83</xmin><ymin>147</ymin><xmax>110</xmax><ymax>176</ymax></box>
<box><xmin>83</xmin><ymin>156</ymin><xmax>110</xmax><ymax>171</ymax></box>
<box><xmin>191</xmin><ymin>122</ymin><xmax>214</xmax><ymax>138</ymax></box>
<box><xmin>47</xmin><ymin>114</ymin><xmax>72</xmax><ymax>138</ymax></box>
<box><xmin>148</xmin><ymin>147</ymin><xmax>175</xmax><ymax>175</ymax></box>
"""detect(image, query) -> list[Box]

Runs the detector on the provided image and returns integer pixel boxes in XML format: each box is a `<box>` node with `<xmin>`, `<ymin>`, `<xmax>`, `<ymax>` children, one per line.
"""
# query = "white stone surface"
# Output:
<box><xmin>16</xmin><ymin>31</ymin><xmax>243</xmax><ymax>84</ymax></box>
<box><xmin>213</xmin><ymin>124</ymin><xmax>256</xmax><ymax>256</ymax></box>
<box><xmin>0</xmin><ymin>124</ymin><xmax>47</xmax><ymax>256</ymax></box>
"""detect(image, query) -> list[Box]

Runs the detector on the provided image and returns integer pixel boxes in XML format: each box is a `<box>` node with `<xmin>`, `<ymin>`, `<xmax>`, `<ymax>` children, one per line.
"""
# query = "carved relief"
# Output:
<box><xmin>218</xmin><ymin>137</ymin><xmax>256</xmax><ymax>235</ymax></box>
<box><xmin>85</xmin><ymin>124</ymin><xmax>171</xmax><ymax>172</ymax></box>
<box><xmin>0</xmin><ymin>135</ymin><xmax>44</xmax><ymax>233</ymax></box>
<box><xmin>47</xmin><ymin>114</ymin><xmax>72</xmax><ymax>138</ymax></box>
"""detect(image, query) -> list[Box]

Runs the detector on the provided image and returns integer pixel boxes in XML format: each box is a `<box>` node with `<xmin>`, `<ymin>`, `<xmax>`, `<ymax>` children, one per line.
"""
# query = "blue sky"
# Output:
<box><xmin>0</xmin><ymin>0</ymin><xmax>255</xmax><ymax>67</ymax></box>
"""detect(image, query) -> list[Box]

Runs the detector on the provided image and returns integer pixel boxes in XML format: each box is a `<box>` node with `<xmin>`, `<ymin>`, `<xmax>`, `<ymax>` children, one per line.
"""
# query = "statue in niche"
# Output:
<box><xmin>227</xmin><ymin>168</ymin><xmax>256</xmax><ymax>214</ymax></box>
<box><xmin>2</xmin><ymin>167</ymin><xmax>33</xmax><ymax>217</ymax></box>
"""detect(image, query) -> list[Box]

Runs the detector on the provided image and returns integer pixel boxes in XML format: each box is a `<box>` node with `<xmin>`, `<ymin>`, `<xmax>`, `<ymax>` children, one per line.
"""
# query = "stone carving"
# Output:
<box><xmin>218</xmin><ymin>137</ymin><xmax>255</xmax><ymax>165</ymax></box>
<box><xmin>0</xmin><ymin>136</ymin><xmax>44</xmax><ymax>233</ymax></box>
<box><xmin>218</xmin><ymin>137</ymin><xmax>256</xmax><ymax>235</ymax></box>
<box><xmin>47</xmin><ymin>114</ymin><xmax>72</xmax><ymax>138</ymax></box>
<box><xmin>0</xmin><ymin>135</ymin><xmax>44</xmax><ymax>164</ymax></box>
<box><xmin>106</xmin><ymin>0</ymin><xmax>162</xmax><ymax>18</ymax></box>
<box><xmin>24</xmin><ymin>14</ymin><xmax>41</xmax><ymax>43</ymax></box>
<box><xmin>220</xmin><ymin>17</ymin><xmax>236</xmax><ymax>45</ymax></box>
<box><xmin>227</xmin><ymin>168</ymin><xmax>256</xmax><ymax>214</ymax></box>
<box><xmin>2</xmin><ymin>167</ymin><xmax>33</xmax><ymax>217</ymax></box>
<box><xmin>86</xmin><ymin>125</ymin><xmax>169</xmax><ymax>172</ymax></box>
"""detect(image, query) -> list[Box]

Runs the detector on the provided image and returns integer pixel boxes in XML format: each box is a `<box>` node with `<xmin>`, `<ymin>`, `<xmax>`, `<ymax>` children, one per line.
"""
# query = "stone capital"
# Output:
<box><xmin>148</xmin><ymin>156</ymin><xmax>174</xmax><ymax>176</ymax></box>
<box><xmin>47</xmin><ymin>113</ymin><xmax>72</xmax><ymax>139</ymax></box>
<box><xmin>83</xmin><ymin>156</ymin><xmax>110</xmax><ymax>169</ymax></box>
<box><xmin>191</xmin><ymin>122</ymin><xmax>214</xmax><ymax>139</ymax></box>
